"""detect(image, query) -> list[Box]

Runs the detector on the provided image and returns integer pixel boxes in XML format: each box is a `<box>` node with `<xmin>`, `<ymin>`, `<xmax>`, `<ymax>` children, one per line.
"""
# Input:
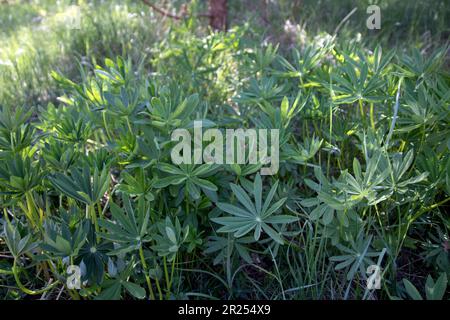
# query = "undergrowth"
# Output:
<box><xmin>0</xmin><ymin>0</ymin><xmax>449</xmax><ymax>300</ymax></box>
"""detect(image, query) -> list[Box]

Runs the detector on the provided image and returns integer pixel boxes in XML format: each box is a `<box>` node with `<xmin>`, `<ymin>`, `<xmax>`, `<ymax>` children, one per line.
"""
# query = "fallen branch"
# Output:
<box><xmin>141</xmin><ymin>0</ymin><xmax>212</xmax><ymax>20</ymax></box>
<box><xmin>141</xmin><ymin>0</ymin><xmax>184</xmax><ymax>20</ymax></box>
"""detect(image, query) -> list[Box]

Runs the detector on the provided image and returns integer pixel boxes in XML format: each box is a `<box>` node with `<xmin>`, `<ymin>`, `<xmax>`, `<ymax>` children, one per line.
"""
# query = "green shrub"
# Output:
<box><xmin>0</xmin><ymin>0</ymin><xmax>449</xmax><ymax>301</ymax></box>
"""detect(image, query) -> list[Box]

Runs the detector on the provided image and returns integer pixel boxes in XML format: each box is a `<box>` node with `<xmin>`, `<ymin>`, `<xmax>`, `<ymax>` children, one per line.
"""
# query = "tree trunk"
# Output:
<box><xmin>209</xmin><ymin>0</ymin><xmax>227</xmax><ymax>31</ymax></box>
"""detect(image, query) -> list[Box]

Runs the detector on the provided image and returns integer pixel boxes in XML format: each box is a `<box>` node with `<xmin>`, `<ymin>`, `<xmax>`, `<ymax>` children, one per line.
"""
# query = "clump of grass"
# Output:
<box><xmin>0</xmin><ymin>0</ymin><xmax>164</xmax><ymax>107</ymax></box>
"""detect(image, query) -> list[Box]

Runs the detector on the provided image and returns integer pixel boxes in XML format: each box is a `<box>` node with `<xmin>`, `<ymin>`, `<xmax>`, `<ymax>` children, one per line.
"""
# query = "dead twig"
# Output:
<box><xmin>141</xmin><ymin>0</ymin><xmax>184</xmax><ymax>20</ymax></box>
<box><xmin>141</xmin><ymin>0</ymin><xmax>211</xmax><ymax>20</ymax></box>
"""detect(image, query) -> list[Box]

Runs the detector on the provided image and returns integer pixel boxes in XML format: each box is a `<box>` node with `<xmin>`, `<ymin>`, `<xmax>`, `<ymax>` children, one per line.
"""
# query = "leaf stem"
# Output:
<box><xmin>12</xmin><ymin>259</ymin><xmax>59</xmax><ymax>295</ymax></box>
<box><xmin>369</xmin><ymin>102</ymin><xmax>375</xmax><ymax>130</ymax></box>
<box><xmin>138</xmin><ymin>246</ymin><xmax>156</xmax><ymax>300</ymax></box>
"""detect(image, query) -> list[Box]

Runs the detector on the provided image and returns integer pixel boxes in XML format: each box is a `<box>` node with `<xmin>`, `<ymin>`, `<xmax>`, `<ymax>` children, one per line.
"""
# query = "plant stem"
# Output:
<box><xmin>138</xmin><ymin>246</ymin><xmax>156</xmax><ymax>300</ymax></box>
<box><xmin>163</xmin><ymin>256</ymin><xmax>171</xmax><ymax>299</ymax></box>
<box><xmin>126</xmin><ymin>116</ymin><xmax>133</xmax><ymax>135</ymax></box>
<box><xmin>102</xmin><ymin>111</ymin><xmax>113</xmax><ymax>141</ymax></box>
<box><xmin>358</xmin><ymin>99</ymin><xmax>366</xmax><ymax>126</ymax></box>
<box><xmin>25</xmin><ymin>192</ymin><xmax>39</xmax><ymax>230</ymax></box>
<box><xmin>226</xmin><ymin>234</ymin><xmax>232</xmax><ymax>297</ymax></box>
<box><xmin>3</xmin><ymin>208</ymin><xmax>11</xmax><ymax>223</ymax></box>
<box><xmin>169</xmin><ymin>255</ymin><xmax>176</xmax><ymax>291</ymax></box>
<box><xmin>154</xmin><ymin>271</ymin><xmax>163</xmax><ymax>300</ymax></box>
<box><xmin>369</xmin><ymin>102</ymin><xmax>375</xmax><ymax>130</ymax></box>
<box><xmin>411</xmin><ymin>197</ymin><xmax>450</xmax><ymax>222</ymax></box>
<box><xmin>88</xmin><ymin>205</ymin><xmax>100</xmax><ymax>243</ymax></box>
<box><xmin>0</xmin><ymin>268</ymin><xmax>13</xmax><ymax>275</ymax></box>
<box><xmin>12</xmin><ymin>259</ymin><xmax>59</xmax><ymax>295</ymax></box>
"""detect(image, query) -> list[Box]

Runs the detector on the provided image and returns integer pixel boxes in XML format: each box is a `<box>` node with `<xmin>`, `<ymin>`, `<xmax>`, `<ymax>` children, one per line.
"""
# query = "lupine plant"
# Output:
<box><xmin>0</xmin><ymin>22</ymin><xmax>449</xmax><ymax>301</ymax></box>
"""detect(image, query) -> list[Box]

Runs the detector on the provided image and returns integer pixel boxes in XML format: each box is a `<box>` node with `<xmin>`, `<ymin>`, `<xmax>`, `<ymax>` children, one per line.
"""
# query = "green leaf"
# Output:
<box><xmin>254</xmin><ymin>174</ymin><xmax>262</xmax><ymax>214</ymax></box>
<box><xmin>403</xmin><ymin>279</ymin><xmax>423</xmax><ymax>300</ymax></box>
<box><xmin>191</xmin><ymin>177</ymin><xmax>218</xmax><ymax>191</ymax></box>
<box><xmin>165</xmin><ymin>226</ymin><xmax>177</xmax><ymax>244</ymax></box>
<box><xmin>261</xmin><ymin>223</ymin><xmax>284</xmax><ymax>244</ymax></box>
<box><xmin>158</xmin><ymin>163</ymin><xmax>184</xmax><ymax>175</ymax></box>
<box><xmin>264</xmin><ymin>215</ymin><xmax>298</xmax><ymax>224</ymax></box>
<box><xmin>96</xmin><ymin>281</ymin><xmax>122</xmax><ymax>300</ymax></box>
<box><xmin>153</xmin><ymin>175</ymin><xmax>186</xmax><ymax>188</ymax></box>
<box><xmin>217</xmin><ymin>202</ymin><xmax>253</xmax><ymax>218</ymax></box>
<box><xmin>425</xmin><ymin>273</ymin><xmax>447</xmax><ymax>300</ymax></box>
<box><xmin>123</xmin><ymin>281</ymin><xmax>146</xmax><ymax>299</ymax></box>
<box><xmin>230</xmin><ymin>183</ymin><xmax>257</xmax><ymax>215</ymax></box>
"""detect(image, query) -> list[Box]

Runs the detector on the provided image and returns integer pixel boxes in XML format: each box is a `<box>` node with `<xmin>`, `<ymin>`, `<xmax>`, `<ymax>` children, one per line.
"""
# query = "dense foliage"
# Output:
<box><xmin>0</xmin><ymin>0</ymin><xmax>449</xmax><ymax>300</ymax></box>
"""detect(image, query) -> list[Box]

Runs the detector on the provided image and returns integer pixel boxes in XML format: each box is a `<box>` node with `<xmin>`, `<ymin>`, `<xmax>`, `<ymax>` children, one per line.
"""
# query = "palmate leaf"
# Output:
<box><xmin>0</xmin><ymin>155</ymin><xmax>42</xmax><ymax>196</ymax></box>
<box><xmin>302</xmin><ymin>167</ymin><xmax>350</xmax><ymax>225</ymax></box>
<box><xmin>212</xmin><ymin>173</ymin><xmax>298</xmax><ymax>244</ymax></box>
<box><xmin>95</xmin><ymin>260</ymin><xmax>145</xmax><ymax>300</ymax></box>
<box><xmin>75</xmin><ymin>223</ymin><xmax>113</xmax><ymax>285</ymax></box>
<box><xmin>153</xmin><ymin>163</ymin><xmax>218</xmax><ymax>200</ymax></box>
<box><xmin>381</xmin><ymin>149</ymin><xmax>429</xmax><ymax>194</ymax></box>
<box><xmin>3</xmin><ymin>221</ymin><xmax>39</xmax><ymax>258</ymax></box>
<box><xmin>425</xmin><ymin>273</ymin><xmax>447</xmax><ymax>300</ymax></box>
<box><xmin>234</xmin><ymin>77</ymin><xmax>288</xmax><ymax>105</ymax></box>
<box><xmin>42</xmin><ymin>139</ymin><xmax>79</xmax><ymax>172</ymax></box>
<box><xmin>276</xmin><ymin>44</ymin><xmax>331</xmax><ymax>79</ymax></box>
<box><xmin>117</xmin><ymin>170</ymin><xmax>155</xmax><ymax>201</ymax></box>
<box><xmin>331</xmin><ymin>52</ymin><xmax>386</xmax><ymax>105</ymax></box>
<box><xmin>49</xmin><ymin>166</ymin><xmax>110</xmax><ymax>205</ymax></box>
<box><xmin>338</xmin><ymin>156</ymin><xmax>390</xmax><ymax>206</ymax></box>
<box><xmin>204</xmin><ymin>235</ymin><xmax>254</xmax><ymax>265</ymax></box>
<box><xmin>153</xmin><ymin>175</ymin><xmax>186</xmax><ymax>188</ymax></box>
<box><xmin>402</xmin><ymin>273</ymin><xmax>448</xmax><ymax>300</ymax></box>
<box><xmin>98</xmin><ymin>195</ymin><xmax>150</xmax><ymax>255</ymax></box>
<box><xmin>330</xmin><ymin>234</ymin><xmax>381</xmax><ymax>281</ymax></box>
<box><xmin>144</xmin><ymin>90</ymin><xmax>198</xmax><ymax>131</ymax></box>
<box><xmin>41</xmin><ymin>217</ymin><xmax>89</xmax><ymax>258</ymax></box>
<box><xmin>151</xmin><ymin>217</ymin><xmax>189</xmax><ymax>261</ymax></box>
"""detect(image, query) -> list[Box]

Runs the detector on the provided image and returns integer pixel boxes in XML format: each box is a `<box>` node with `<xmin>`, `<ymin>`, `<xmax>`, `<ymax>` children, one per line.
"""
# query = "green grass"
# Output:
<box><xmin>0</xmin><ymin>0</ymin><xmax>161</xmax><ymax>108</ymax></box>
